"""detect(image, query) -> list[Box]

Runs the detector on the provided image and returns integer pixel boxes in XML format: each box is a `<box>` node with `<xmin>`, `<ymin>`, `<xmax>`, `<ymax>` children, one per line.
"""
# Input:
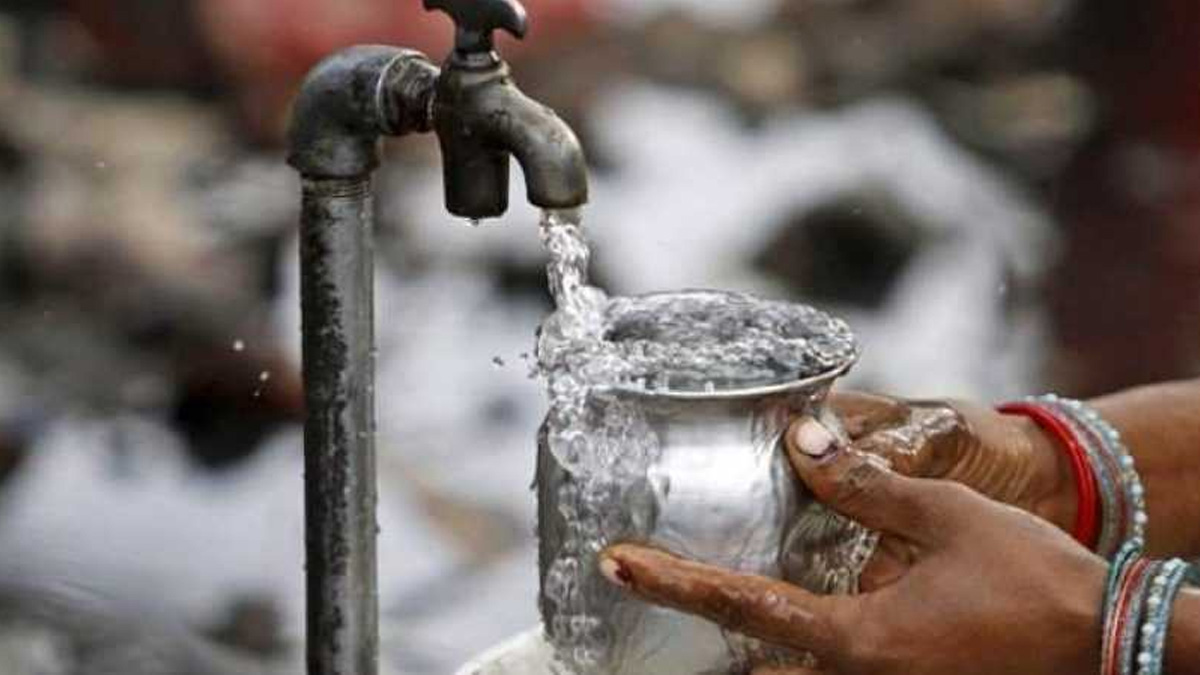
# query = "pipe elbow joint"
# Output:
<box><xmin>288</xmin><ymin>46</ymin><xmax>437</xmax><ymax>179</ymax></box>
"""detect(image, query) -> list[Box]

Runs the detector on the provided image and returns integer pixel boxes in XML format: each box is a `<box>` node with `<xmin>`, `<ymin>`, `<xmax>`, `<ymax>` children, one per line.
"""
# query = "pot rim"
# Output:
<box><xmin>596</xmin><ymin>357</ymin><xmax>855</xmax><ymax>402</ymax></box>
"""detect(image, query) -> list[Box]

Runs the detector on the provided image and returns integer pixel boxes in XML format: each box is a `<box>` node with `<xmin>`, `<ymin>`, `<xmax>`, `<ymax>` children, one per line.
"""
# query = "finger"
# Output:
<box><xmin>827</xmin><ymin>391</ymin><xmax>909</xmax><ymax>439</ymax></box>
<box><xmin>850</xmin><ymin>405</ymin><xmax>967</xmax><ymax>479</ymax></box>
<box><xmin>599</xmin><ymin>544</ymin><xmax>841</xmax><ymax>656</ymax></box>
<box><xmin>851</xmin><ymin>428</ymin><xmax>929</xmax><ymax>477</ymax></box>
<box><xmin>786</xmin><ymin>417</ymin><xmax>950</xmax><ymax>544</ymax></box>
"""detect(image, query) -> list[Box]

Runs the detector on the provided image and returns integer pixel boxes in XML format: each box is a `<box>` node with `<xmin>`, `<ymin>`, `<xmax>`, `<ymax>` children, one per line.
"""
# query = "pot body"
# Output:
<box><xmin>537</xmin><ymin>374</ymin><xmax>871</xmax><ymax>674</ymax></box>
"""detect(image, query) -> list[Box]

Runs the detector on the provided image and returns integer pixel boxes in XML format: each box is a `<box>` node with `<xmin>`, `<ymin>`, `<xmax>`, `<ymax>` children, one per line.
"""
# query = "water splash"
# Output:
<box><xmin>536</xmin><ymin>208</ymin><xmax>856</xmax><ymax>473</ymax></box>
<box><xmin>535</xmin><ymin>209</ymin><xmax>863</xmax><ymax>673</ymax></box>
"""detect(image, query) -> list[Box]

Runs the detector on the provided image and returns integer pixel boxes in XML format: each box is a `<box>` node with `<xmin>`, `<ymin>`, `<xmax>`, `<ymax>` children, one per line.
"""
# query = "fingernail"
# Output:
<box><xmin>789</xmin><ymin>418</ymin><xmax>838</xmax><ymax>459</ymax></box>
<box><xmin>599</xmin><ymin>555</ymin><xmax>633</xmax><ymax>589</ymax></box>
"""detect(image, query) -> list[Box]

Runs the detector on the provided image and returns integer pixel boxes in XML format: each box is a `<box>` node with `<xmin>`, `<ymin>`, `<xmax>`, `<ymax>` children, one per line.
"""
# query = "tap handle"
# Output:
<box><xmin>424</xmin><ymin>0</ymin><xmax>528</xmax><ymax>56</ymax></box>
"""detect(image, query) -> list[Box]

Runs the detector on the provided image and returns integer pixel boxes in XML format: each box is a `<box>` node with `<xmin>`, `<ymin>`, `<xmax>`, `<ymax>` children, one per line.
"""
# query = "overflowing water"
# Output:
<box><xmin>534</xmin><ymin>209</ymin><xmax>865</xmax><ymax>673</ymax></box>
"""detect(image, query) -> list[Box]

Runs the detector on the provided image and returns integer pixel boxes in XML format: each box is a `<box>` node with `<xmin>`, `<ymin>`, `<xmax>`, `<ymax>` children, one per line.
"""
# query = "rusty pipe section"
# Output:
<box><xmin>288</xmin><ymin>46</ymin><xmax>437</xmax><ymax>675</ymax></box>
<box><xmin>297</xmin><ymin>177</ymin><xmax>378</xmax><ymax>675</ymax></box>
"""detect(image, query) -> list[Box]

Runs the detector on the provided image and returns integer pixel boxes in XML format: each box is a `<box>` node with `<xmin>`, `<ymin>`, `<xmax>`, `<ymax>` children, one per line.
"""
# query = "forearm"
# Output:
<box><xmin>1091</xmin><ymin>379</ymin><xmax>1200</xmax><ymax>557</ymax></box>
<box><xmin>1167</xmin><ymin>588</ymin><xmax>1200</xmax><ymax>675</ymax></box>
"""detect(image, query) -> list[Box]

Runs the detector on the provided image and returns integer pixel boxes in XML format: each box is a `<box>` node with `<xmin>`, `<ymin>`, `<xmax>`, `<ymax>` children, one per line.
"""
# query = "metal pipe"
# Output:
<box><xmin>287</xmin><ymin>4</ymin><xmax>589</xmax><ymax>673</ymax></box>
<box><xmin>299</xmin><ymin>176</ymin><xmax>379</xmax><ymax>675</ymax></box>
<box><xmin>289</xmin><ymin>47</ymin><xmax>436</xmax><ymax>675</ymax></box>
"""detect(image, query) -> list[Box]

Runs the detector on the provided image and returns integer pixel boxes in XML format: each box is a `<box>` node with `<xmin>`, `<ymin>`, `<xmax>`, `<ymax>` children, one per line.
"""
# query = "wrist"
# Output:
<box><xmin>1015</xmin><ymin>414</ymin><xmax>1079</xmax><ymax>533</ymax></box>
<box><xmin>1167</xmin><ymin>588</ymin><xmax>1200</xmax><ymax>674</ymax></box>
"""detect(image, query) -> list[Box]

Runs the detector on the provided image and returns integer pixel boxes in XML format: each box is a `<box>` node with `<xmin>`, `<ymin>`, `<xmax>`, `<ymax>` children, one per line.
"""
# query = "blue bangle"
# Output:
<box><xmin>1106</xmin><ymin>539</ymin><xmax>1146</xmax><ymax>618</ymax></box>
<box><xmin>1136</xmin><ymin>559</ymin><xmax>1193</xmax><ymax>675</ymax></box>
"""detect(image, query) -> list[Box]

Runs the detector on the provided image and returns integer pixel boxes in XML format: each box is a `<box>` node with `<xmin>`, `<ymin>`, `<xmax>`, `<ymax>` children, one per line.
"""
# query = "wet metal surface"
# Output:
<box><xmin>538</xmin><ymin>370</ymin><xmax>874</xmax><ymax>674</ymax></box>
<box><xmin>300</xmin><ymin>177</ymin><xmax>379</xmax><ymax>675</ymax></box>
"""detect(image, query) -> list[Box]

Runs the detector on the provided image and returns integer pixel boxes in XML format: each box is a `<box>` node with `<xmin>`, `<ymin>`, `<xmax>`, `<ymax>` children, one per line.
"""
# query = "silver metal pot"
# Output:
<box><xmin>536</xmin><ymin>361</ymin><xmax>873</xmax><ymax>674</ymax></box>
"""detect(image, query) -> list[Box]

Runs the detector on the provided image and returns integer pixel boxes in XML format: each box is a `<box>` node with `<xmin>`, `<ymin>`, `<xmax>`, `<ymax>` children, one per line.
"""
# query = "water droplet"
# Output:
<box><xmin>259</xmin><ymin>371</ymin><xmax>271</xmax><ymax>382</ymax></box>
<box><xmin>492</xmin><ymin>356</ymin><xmax>505</xmax><ymax>367</ymax></box>
<box><xmin>232</xmin><ymin>339</ymin><xmax>245</xmax><ymax>352</ymax></box>
<box><xmin>95</xmin><ymin>160</ymin><xmax>107</xmax><ymax>169</ymax></box>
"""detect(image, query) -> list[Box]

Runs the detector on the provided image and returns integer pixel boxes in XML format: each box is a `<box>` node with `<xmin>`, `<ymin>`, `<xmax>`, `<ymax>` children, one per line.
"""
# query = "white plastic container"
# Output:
<box><xmin>455</xmin><ymin>627</ymin><xmax>555</xmax><ymax>675</ymax></box>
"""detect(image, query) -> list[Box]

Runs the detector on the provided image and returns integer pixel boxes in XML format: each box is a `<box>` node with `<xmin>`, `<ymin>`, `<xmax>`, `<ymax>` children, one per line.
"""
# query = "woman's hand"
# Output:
<box><xmin>825</xmin><ymin>391</ymin><xmax>1076</xmax><ymax>531</ymax></box>
<box><xmin>599</xmin><ymin>418</ymin><xmax>1107</xmax><ymax>675</ymax></box>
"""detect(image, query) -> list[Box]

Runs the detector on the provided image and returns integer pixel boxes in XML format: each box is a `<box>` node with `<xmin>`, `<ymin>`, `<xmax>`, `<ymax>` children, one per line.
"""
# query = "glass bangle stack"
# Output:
<box><xmin>1005</xmin><ymin>395</ymin><xmax>1195</xmax><ymax>675</ymax></box>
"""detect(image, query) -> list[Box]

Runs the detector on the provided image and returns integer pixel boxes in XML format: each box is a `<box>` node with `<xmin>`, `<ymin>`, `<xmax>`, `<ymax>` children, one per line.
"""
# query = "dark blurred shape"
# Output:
<box><xmin>67</xmin><ymin>0</ymin><xmax>219</xmax><ymax>90</ymax></box>
<box><xmin>493</xmin><ymin>256</ymin><xmax>553</xmax><ymax>310</ymax></box>
<box><xmin>0</xmin><ymin>129</ymin><xmax>32</xmax><ymax>302</ymax></box>
<box><xmin>0</xmin><ymin>423</ymin><xmax>28</xmax><ymax>487</ymax></box>
<box><xmin>633</xmin><ymin>0</ymin><xmax>1068</xmax><ymax>122</ymax></box>
<box><xmin>173</xmin><ymin>346</ymin><xmax>303</xmax><ymax>470</ymax></box>
<box><xmin>206</xmin><ymin>595</ymin><xmax>285</xmax><ymax>659</ymax></box>
<box><xmin>756</xmin><ymin>191</ymin><xmax>926</xmax><ymax>309</ymax></box>
<box><xmin>634</xmin><ymin>11</ymin><xmax>810</xmax><ymax>123</ymax></box>
<box><xmin>0</xmin><ymin>0</ymin><xmax>64</xmax><ymax>11</ymax></box>
<box><xmin>1048</xmin><ymin>0</ymin><xmax>1200</xmax><ymax>395</ymax></box>
<box><xmin>778</xmin><ymin>0</ymin><xmax>1065</xmax><ymax>103</ymax></box>
<box><xmin>931</xmin><ymin>72</ymin><xmax>1095</xmax><ymax>180</ymax></box>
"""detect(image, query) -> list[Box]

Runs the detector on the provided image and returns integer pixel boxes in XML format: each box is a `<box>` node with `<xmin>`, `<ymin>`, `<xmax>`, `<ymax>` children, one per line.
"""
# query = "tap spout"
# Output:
<box><xmin>433</xmin><ymin>63</ymin><xmax>589</xmax><ymax>218</ymax></box>
<box><xmin>490</xmin><ymin>83</ymin><xmax>590</xmax><ymax>211</ymax></box>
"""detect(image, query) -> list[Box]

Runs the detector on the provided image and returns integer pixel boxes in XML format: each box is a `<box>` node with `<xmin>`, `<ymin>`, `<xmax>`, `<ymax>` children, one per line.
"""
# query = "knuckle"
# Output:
<box><xmin>832</xmin><ymin>456</ymin><xmax>890</xmax><ymax>506</ymax></box>
<box><xmin>851</xmin><ymin>434</ymin><xmax>890</xmax><ymax>459</ymax></box>
<box><xmin>751</xmin><ymin>587</ymin><xmax>786</xmax><ymax>618</ymax></box>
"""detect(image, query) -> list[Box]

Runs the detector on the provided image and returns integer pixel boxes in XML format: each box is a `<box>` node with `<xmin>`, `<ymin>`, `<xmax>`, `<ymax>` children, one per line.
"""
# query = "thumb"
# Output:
<box><xmin>786</xmin><ymin>416</ymin><xmax>948</xmax><ymax>544</ymax></box>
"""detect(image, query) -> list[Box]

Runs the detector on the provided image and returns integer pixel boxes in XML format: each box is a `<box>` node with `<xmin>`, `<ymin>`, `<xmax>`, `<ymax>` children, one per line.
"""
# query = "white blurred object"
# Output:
<box><xmin>387</xmin><ymin>550</ymin><xmax>542</xmax><ymax>674</ymax></box>
<box><xmin>0</xmin><ymin>416</ymin><xmax>461</xmax><ymax>642</ymax></box>
<box><xmin>582</xmin><ymin>84</ymin><xmax>1054</xmax><ymax>400</ymax></box>
<box><xmin>454</xmin><ymin>627</ymin><xmax>553</xmax><ymax>675</ymax></box>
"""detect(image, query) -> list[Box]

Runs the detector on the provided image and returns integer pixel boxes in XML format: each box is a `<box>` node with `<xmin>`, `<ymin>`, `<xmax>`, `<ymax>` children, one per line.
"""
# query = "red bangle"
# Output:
<box><xmin>999</xmin><ymin>402</ymin><xmax>1100</xmax><ymax>549</ymax></box>
<box><xmin>1102</xmin><ymin>557</ymin><xmax>1151</xmax><ymax>675</ymax></box>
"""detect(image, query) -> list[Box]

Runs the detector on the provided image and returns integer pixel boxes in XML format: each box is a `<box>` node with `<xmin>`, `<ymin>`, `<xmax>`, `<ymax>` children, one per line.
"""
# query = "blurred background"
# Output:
<box><xmin>0</xmin><ymin>0</ymin><xmax>1195</xmax><ymax>673</ymax></box>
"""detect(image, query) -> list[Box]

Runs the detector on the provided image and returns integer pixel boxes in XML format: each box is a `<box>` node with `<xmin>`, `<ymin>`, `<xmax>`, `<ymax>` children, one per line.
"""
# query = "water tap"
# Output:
<box><xmin>288</xmin><ymin>0</ymin><xmax>589</xmax><ymax>219</ymax></box>
<box><xmin>286</xmin><ymin>2</ymin><xmax>591</xmax><ymax>673</ymax></box>
<box><xmin>426</xmin><ymin>0</ymin><xmax>589</xmax><ymax>217</ymax></box>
